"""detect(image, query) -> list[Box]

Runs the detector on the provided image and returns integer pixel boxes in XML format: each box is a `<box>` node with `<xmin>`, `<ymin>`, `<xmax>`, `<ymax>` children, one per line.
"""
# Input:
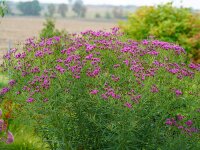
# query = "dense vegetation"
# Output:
<box><xmin>120</xmin><ymin>3</ymin><xmax>200</xmax><ymax>63</ymax></box>
<box><xmin>0</xmin><ymin>0</ymin><xmax>7</xmax><ymax>17</ymax></box>
<box><xmin>1</xmin><ymin>28</ymin><xmax>199</xmax><ymax>149</ymax></box>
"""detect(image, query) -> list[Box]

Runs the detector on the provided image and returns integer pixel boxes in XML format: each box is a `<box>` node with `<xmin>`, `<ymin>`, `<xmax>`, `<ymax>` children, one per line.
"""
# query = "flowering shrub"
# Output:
<box><xmin>120</xmin><ymin>3</ymin><xmax>200</xmax><ymax>63</ymax></box>
<box><xmin>1</xmin><ymin>28</ymin><xmax>200</xmax><ymax>149</ymax></box>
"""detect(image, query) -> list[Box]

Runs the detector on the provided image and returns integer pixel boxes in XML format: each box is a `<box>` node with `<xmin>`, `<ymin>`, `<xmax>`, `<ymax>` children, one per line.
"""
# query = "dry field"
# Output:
<box><xmin>0</xmin><ymin>17</ymin><xmax>116</xmax><ymax>63</ymax></box>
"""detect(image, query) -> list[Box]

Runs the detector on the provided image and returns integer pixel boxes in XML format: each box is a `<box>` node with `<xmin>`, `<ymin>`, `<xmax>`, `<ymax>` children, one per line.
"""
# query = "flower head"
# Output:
<box><xmin>6</xmin><ymin>131</ymin><xmax>14</xmax><ymax>144</ymax></box>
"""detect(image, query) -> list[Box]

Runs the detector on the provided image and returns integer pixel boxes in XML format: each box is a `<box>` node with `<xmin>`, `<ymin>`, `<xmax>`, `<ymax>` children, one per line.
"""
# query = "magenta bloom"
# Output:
<box><xmin>124</xmin><ymin>102</ymin><xmax>132</xmax><ymax>109</ymax></box>
<box><xmin>8</xmin><ymin>80</ymin><xmax>16</xmax><ymax>87</ymax></box>
<box><xmin>6</xmin><ymin>131</ymin><xmax>14</xmax><ymax>144</ymax></box>
<box><xmin>43</xmin><ymin>98</ymin><xmax>48</xmax><ymax>102</ymax></box>
<box><xmin>177</xmin><ymin>114</ymin><xmax>184</xmax><ymax>121</ymax></box>
<box><xmin>185</xmin><ymin>120</ymin><xmax>193</xmax><ymax>126</ymax></box>
<box><xmin>175</xmin><ymin>89</ymin><xmax>182</xmax><ymax>96</ymax></box>
<box><xmin>178</xmin><ymin>126</ymin><xmax>184</xmax><ymax>129</ymax></box>
<box><xmin>151</xmin><ymin>85</ymin><xmax>159</xmax><ymax>93</ymax></box>
<box><xmin>165</xmin><ymin>119</ymin><xmax>173</xmax><ymax>126</ymax></box>
<box><xmin>26</xmin><ymin>98</ymin><xmax>35</xmax><ymax>103</ymax></box>
<box><xmin>0</xmin><ymin>87</ymin><xmax>10</xmax><ymax>95</ymax></box>
<box><xmin>90</xmin><ymin>90</ymin><xmax>99</xmax><ymax>95</ymax></box>
<box><xmin>101</xmin><ymin>94</ymin><xmax>108</xmax><ymax>100</ymax></box>
<box><xmin>142</xmin><ymin>40</ymin><xmax>148</xmax><ymax>45</ymax></box>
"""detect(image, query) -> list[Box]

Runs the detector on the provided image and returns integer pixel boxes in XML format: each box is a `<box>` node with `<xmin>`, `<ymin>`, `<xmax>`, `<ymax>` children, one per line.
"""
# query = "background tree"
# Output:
<box><xmin>95</xmin><ymin>13</ymin><xmax>101</xmax><ymax>19</ymax></box>
<box><xmin>120</xmin><ymin>3</ymin><xmax>200</xmax><ymax>62</ymax></box>
<box><xmin>112</xmin><ymin>6</ymin><xmax>124</xmax><ymax>19</ymax></box>
<box><xmin>105</xmin><ymin>11</ymin><xmax>111</xmax><ymax>19</ymax></box>
<box><xmin>58</xmin><ymin>3</ymin><xmax>68</xmax><ymax>18</ymax></box>
<box><xmin>17</xmin><ymin>0</ymin><xmax>41</xmax><ymax>16</ymax></box>
<box><xmin>72</xmin><ymin>0</ymin><xmax>86</xmax><ymax>18</ymax></box>
<box><xmin>47</xmin><ymin>4</ymin><xmax>56</xmax><ymax>17</ymax></box>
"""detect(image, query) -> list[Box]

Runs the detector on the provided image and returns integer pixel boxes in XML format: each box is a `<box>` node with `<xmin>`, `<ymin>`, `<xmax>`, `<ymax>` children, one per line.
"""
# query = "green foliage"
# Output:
<box><xmin>0</xmin><ymin>0</ymin><xmax>7</xmax><ymax>17</ymax></box>
<box><xmin>1</xmin><ymin>28</ymin><xmax>200</xmax><ymax>149</ymax></box>
<box><xmin>17</xmin><ymin>0</ymin><xmax>41</xmax><ymax>16</ymax></box>
<box><xmin>39</xmin><ymin>18</ymin><xmax>63</xmax><ymax>39</ymax></box>
<box><xmin>120</xmin><ymin>3</ymin><xmax>200</xmax><ymax>62</ymax></box>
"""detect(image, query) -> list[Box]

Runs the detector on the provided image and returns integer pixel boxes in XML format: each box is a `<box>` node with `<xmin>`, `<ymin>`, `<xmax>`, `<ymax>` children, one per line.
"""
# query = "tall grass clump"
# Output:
<box><xmin>120</xmin><ymin>3</ymin><xmax>200</xmax><ymax>63</ymax></box>
<box><xmin>1</xmin><ymin>28</ymin><xmax>200</xmax><ymax>149</ymax></box>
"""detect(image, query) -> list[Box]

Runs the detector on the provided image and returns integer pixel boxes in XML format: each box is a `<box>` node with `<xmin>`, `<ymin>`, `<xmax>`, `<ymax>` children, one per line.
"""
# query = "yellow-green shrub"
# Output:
<box><xmin>120</xmin><ymin>3</ymin><xmax>200</xmax><ymax>62</ymax></box>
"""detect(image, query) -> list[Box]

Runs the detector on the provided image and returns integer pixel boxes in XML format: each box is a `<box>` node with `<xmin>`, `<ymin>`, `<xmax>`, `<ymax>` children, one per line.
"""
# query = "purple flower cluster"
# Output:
<box><xmin>1</xmin><ymin>28</ymin><xmax>199</xmax><ymax>121</ymax></box>
<box><xmin>166</xmin><ymin>115</ymin><xmax>199</xmax><ymax>136</ymax></box>
<box><xmin>0</xmin><ymin>87</ymin><xmax>10</xmax><ymax>95</ymax></box>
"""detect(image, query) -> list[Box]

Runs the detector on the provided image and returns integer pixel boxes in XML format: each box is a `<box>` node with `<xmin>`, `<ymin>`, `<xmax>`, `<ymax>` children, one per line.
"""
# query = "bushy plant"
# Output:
<box><xmin>0</xmin><ymin>0</ymin><xmax>7</xmax><ymax>17</ymax></box>
<box><xmin>120</xmin><ymin>3</ymin><xmax>200</xmax><ymax>63</ymax></box>
<box><xmin>39</xmin><ymin>18</ymin><xmax>64</xmax><ymax>39</ymax></box>
<box><xmin>1</xmin><ymin>28</ymin><xmax>200</xmax><ymax>149</ymax></box>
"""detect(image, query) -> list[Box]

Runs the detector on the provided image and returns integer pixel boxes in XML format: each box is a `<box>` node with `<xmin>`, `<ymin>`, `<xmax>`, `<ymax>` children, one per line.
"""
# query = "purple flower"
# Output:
<box><xmin>177</xmin><ymin>114</ymin><xmax>184</xmax><ymax>121</ymax></box>
<box><xmin>151</xmin><ymin>85</ymin><xmax>159</xmax><ymax>93</ymax></box>
<box><xmin>123</xmin><ymin>60</ymin><xmax>129</xmax><ymax>66</ymax></box>
<box><xmin>16</xmin><ymin>91</ymin><xmax>21</xmax><ymax>95</ymax></box>
<box><xmin>85</xmin><ymin>54</ymin><xmax>93</xmax><ymax>60</ymax></box>
<box><xmin>188</xmin><ymin>63</ymin><xmax>197</xmax><ymax>69</ymax></box>
<box><xmin>165</xmin><ymin>119</ymin><xmax>173</xmax><ymax>126</ymax></box>
<box><xmin>0</xmin><ymin>87</ymin><xmax>10</xmax><ymax>95</ymax></box>
<box><xmin>35</xmin><ymin>51</ymin><xmax>44</xmax><ymax>57</ymax></box>
<box><xmin>113</xmin><ymin>64</ymin><xmax>120</xmax><ymax>68</ymax></box>
<box><xmin>101</xmin><ymin>94</ymin><xmax>108</xmax><ymax>100</ymax></box>
<box><xmin>142</xmin><ymin>40</ymin><xmax>148</xmax><ymax>45</ymax></box>
<box><xmin>90</xmin><ymin>90</ymin><xmax>99</xmax><ymax>95</ymax></box>
<box><xmin>175</xmin><ymin>89</ymin><xmax>182</xmax><ymax>96</ymax></box>
<box><xmin>86</xmin><ymin>44</ymin><xmax>96</xmax><ymax>52</ymax></box>
<box><xmin>55</xmin><ymin>65</ymin><xmax>66</xmax><ymax>74</ymax></box>
<box><xmin>8</xmin><ymin>80</ymin><xmax>16</xmax><ymax>86</ymax></box>
<box><xmin>15</xmin><ymin>53</ymin><xmax>21</xmax><ymax>59</ymax></box>
<box><xmin>27</xmin><ymin>98</ymin><xmax>35</xmax><ymax>103</ymax></box>
<box><xmin>185</xmin><ymin>120</ymin><xmax>193</xmax><ymax>127</ymax></box>
<box><xmin>124</xmin><ymin>102</ymin><xmax>132</xmax><ymax>108</ymax></box>
<box><xmin>43</xmin><ymin>98</ymin><xmax>48</xmax><ymax>102</ymax></box>
<box><xmin>6</xmin><ymin>131</ymin><xmax>14</xmax><ymax>144</ymax></box>
<box><xmin>178</xmin><ymin>126</ymin><xmax>184</xmax><ymax>129</ymax></box>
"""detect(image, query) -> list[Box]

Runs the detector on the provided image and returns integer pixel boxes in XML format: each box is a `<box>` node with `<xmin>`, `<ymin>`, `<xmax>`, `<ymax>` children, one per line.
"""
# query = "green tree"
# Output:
<box><xmin>47</xmin><ymin>4</ymin><xmax>56</xmax><ymax>17</ymax></box>
<box><xmin>17</xmin><ymin>0</ymin><xmax>41</xmax><ymax>16</ymax></box>
<box><xmin>58</xmin><ymin>3</ymin><xmax>68</xmax><ymax>18</ymax></box>
<box><xmin>72</xmin><ymin>0</ymin><xmax>86</xmax><ymax>18</ymax></box>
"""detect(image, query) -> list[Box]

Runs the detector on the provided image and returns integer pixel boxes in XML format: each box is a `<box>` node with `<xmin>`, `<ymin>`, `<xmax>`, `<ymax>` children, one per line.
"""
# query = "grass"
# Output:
<box><xmin>0</xmin><ymin>125</ymin><xmax>49</xmax><ymax>150</ymax></box>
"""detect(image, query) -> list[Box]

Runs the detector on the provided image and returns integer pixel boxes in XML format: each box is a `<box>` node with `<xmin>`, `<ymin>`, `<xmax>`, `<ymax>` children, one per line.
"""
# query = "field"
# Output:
<box><xmin>0</xmin><ymin>17</ymin><xmax>116</xmax><ymax>63</ymax></box>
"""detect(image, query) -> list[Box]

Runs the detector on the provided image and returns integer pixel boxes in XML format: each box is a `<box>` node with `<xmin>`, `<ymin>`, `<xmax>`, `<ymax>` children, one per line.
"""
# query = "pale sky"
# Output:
<box><xmin>10</xmin><ymin>0</ymin><xmax>200</xmax><ymax>9</ymax></box>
